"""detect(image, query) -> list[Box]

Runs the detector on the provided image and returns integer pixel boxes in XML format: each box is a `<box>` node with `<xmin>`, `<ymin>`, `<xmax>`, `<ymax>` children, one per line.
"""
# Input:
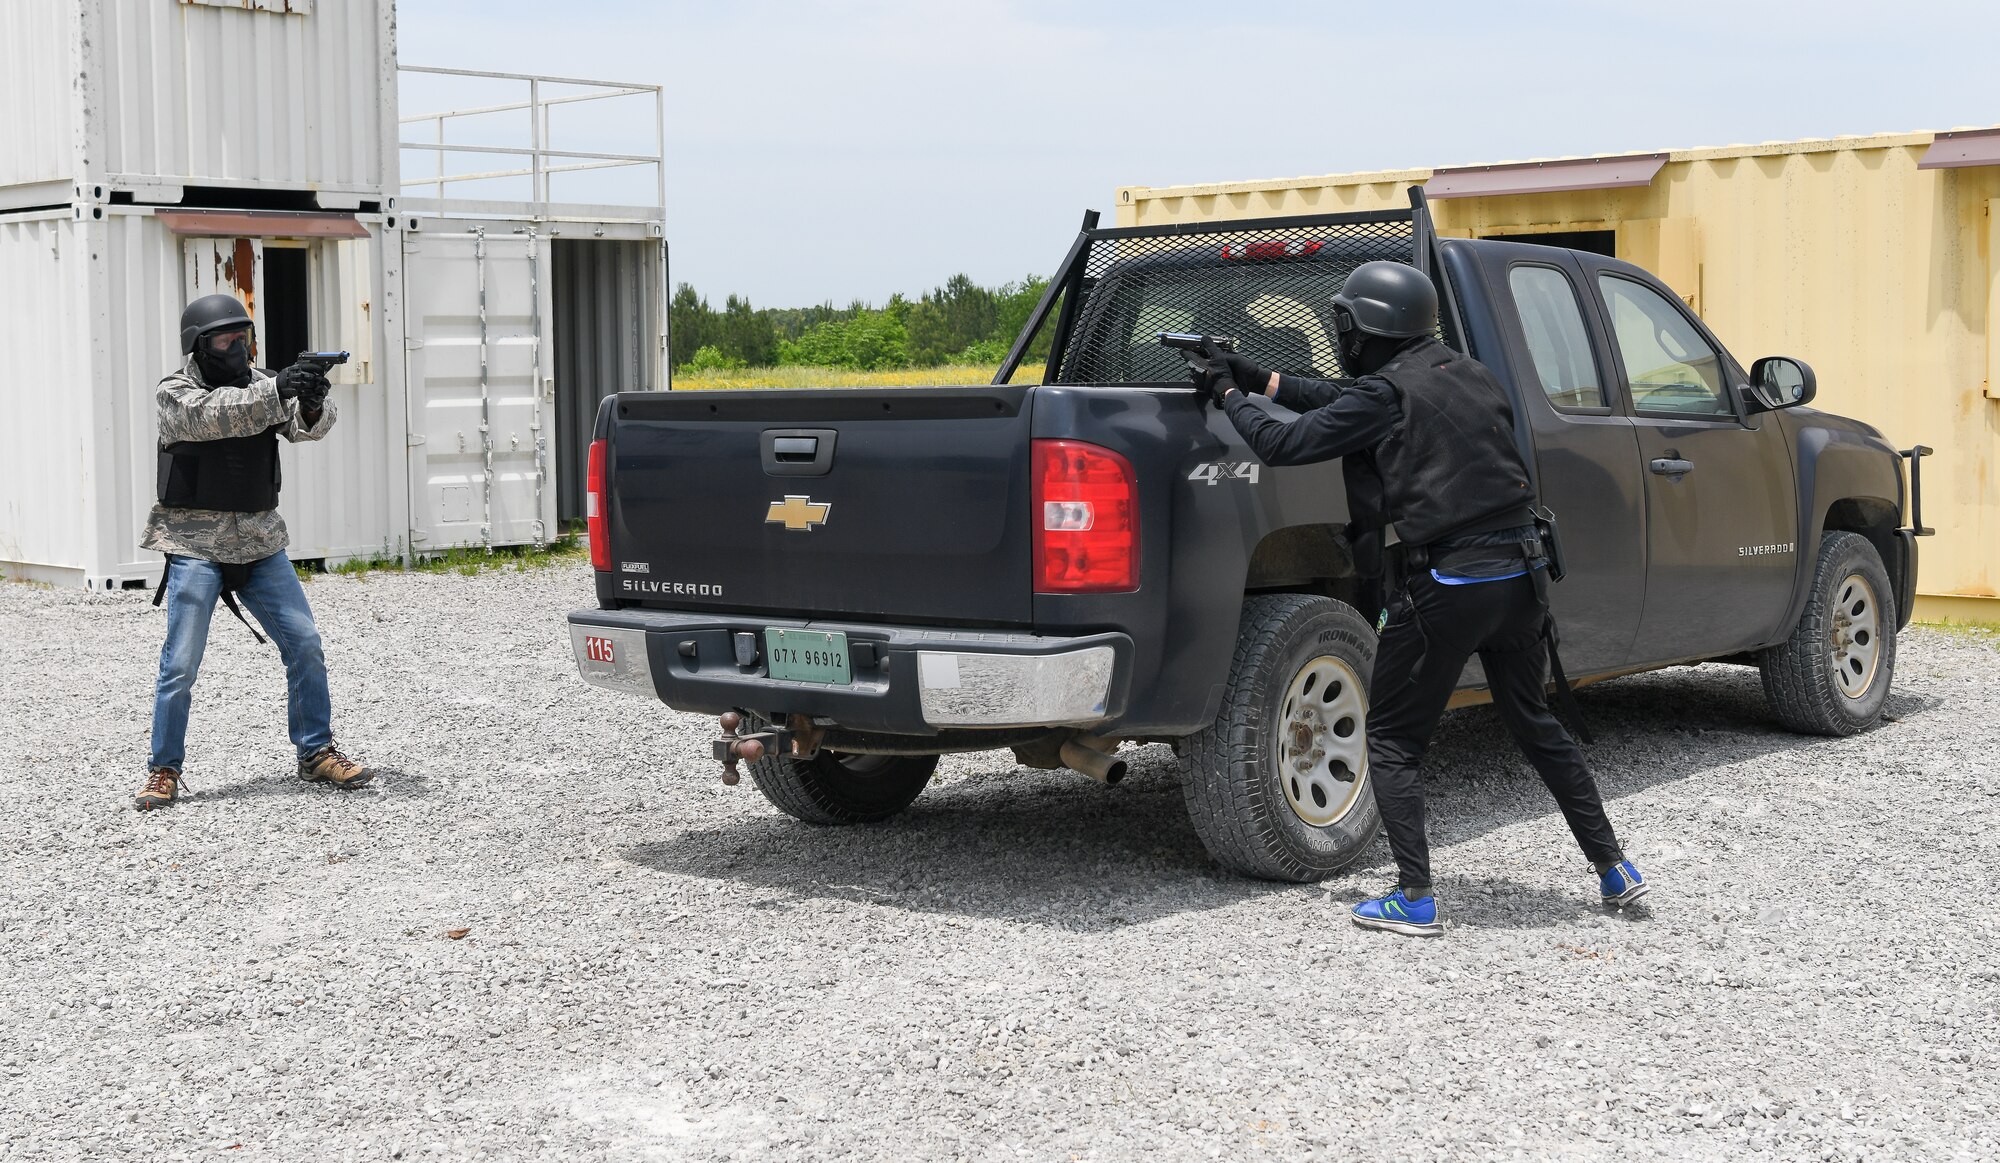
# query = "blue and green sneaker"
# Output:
<box><xmin>1350</xmin><ymin>889</ymin><xmax>1443</xmax><ymax>937</ymax></box>
<box><xmin>1599</xmin><ymin>860</ymin><xmax>1649</xmax><ymax>906</ymax></box>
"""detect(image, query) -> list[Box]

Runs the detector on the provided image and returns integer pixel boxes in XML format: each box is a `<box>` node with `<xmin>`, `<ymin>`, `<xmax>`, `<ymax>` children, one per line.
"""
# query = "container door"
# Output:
<box><xmin>401</xmin><ymin>226</ymin><xmax>553</xmax><ymax>550</ymax></box>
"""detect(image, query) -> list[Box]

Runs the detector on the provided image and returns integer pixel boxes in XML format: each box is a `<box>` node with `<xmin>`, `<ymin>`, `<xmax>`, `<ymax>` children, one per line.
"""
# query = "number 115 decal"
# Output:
<box><xmin>1188</xmin><ymin>461</ymin><xmax>1262</xmax><ymax>486</ymax></box>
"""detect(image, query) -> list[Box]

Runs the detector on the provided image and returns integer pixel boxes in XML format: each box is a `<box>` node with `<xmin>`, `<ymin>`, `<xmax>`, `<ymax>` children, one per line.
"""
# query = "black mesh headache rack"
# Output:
<box><xmin>995</xmin><ymin>188</ymin><xmax>1456</xmax><ymax>387</ymax></box>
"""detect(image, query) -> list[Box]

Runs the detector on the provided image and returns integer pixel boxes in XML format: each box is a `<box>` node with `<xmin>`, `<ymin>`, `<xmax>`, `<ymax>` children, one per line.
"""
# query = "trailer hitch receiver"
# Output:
<box><xmin>713</xmin><ymin>711</ymin><xmax>788</xmax><ymax>785</ymax></box>
<box><xmin>712</xmin><ymin>712</ymin><xmax>826</xmax><ymax>784</ymax></box>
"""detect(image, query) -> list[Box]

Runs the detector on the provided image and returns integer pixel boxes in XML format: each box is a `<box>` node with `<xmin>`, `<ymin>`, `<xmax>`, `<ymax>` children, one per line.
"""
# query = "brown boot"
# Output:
<box><xmin>298</xmin><ymin>743</ymin><xmax>375</xmax><ymax>790</ymax></box>
<box><xmin>135</xmin><ymin>767</ymin><xmax>182</xmax><ymax>811</ymax></box>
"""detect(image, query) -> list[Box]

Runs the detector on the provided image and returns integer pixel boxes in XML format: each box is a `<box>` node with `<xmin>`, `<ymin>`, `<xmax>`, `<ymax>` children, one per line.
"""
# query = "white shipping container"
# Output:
<box><xmin>1</xmin><ymin>0</ymin><xmax>397</xmax><ymax>208</ymax></box>
<box><xmin>0</xmin><ymin>201</ymin><xmax>662</xmax><ymax>587</ymax></box>
<box><xmin>0</xmin><ymin>2</ymin><xmax>667</xmax><ymax>587</ymax></box>
<box><xmin>400</xmin><ymin>215</ymin><xmax>666</xmax><ymax>551</ymax></box>
<box><xmin>0</xmin><ymin>205</ymin><xmax>399</xmax><ymax>587</ymax></box>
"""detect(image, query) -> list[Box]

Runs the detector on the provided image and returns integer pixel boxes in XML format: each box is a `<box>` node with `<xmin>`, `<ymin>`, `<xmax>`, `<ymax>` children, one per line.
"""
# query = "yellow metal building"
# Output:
<box><xmin>1117</xmin><ymin>128</ymin><xmax>2000</xmax><ymax>624</ymax></box>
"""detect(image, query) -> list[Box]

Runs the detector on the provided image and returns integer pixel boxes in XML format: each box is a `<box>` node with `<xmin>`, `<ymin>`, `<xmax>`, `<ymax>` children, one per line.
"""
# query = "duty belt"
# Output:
<box><xmin>1396</xmin><ymin>518</ymin><xmax>1593</xmax><ymax>745</ymax></box>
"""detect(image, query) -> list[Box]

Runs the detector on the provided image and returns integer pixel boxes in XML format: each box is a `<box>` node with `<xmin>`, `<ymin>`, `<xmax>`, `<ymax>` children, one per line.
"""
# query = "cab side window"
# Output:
<box><xmin>1597</xmin><ymin>275</ymin><xmax>1731</xmax><ymax>417</ymax></box>
<box><xmin>1509</xmin><ymin>265</ymin><xmax>1604</xmax><ymax>410</ymax></box>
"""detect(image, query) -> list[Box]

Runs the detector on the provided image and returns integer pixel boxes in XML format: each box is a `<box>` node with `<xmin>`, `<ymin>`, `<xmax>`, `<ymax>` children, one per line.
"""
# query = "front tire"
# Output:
<box><xmin>1759</xmin><ymin>530</ymin><xmax>1897</xmax><ymax>736</ymax></box>
<box><xmin>748</xmin><ymin>749</ymin><xmax>938</xmax><ymax>824</ymax></box>
<box><xmin>1181</xmin><ymin>594</ymin><xmax>1382</xmax><ymax>882</ymax></box>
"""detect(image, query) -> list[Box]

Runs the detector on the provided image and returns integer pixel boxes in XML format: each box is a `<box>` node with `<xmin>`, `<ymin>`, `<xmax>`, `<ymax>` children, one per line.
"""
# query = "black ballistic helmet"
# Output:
<box><xmin>179</xmin><ymin>294</ymin><xmax>254</xmax><ymax>354</ymax></box>
<box><xmin>1331</xmin><ymin>261</ymin><xmax>1438</xmax><ymax>339</ymax></box>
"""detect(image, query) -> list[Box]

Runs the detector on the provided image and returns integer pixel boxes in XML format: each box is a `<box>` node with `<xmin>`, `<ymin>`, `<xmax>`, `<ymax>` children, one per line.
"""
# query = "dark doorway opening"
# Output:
<box><xmin>1482</xmin><ymin>229</ymin><xmax>1617</xmax><ymax>257</ymax></box>
<box><xmin>262</xmin><ymin>246</ymin><xmax>311</xmax><ymax>371</ymax></box>
<box><xmin>553</xmin><ymin>239</ymin><xmax>661</xmax><ymax>523</ymax></box>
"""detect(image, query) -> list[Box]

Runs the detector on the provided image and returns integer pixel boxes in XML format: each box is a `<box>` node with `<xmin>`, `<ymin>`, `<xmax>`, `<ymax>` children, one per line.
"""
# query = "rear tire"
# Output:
<box><xmin>1181</xmin><ymin>594</ymin><xmax>1382</xmax><ymax>882</ymax></box>
<box><xmin>748</xmin><ymin>748</ymin><xmax>938</xmax><ymax>824</ymax></box>
<box><xmin>1759</xmin><ymin>530</ymin><xmax>1897</xmax><ymax>736</ymax></box>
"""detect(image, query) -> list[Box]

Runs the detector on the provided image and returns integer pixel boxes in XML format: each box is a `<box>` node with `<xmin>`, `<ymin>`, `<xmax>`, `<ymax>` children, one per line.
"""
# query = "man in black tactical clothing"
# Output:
<box><xmin>1193</xmin><ymin>261</ymin><xmax>1648</xmax><ymax>935</ymax></box>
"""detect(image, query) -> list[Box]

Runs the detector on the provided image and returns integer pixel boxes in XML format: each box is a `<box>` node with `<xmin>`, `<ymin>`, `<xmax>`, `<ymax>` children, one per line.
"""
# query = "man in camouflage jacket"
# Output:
<box><xmin>136</xmin><ymin>294</ymin><xmax>376</xmax><ymax>809</ymax></box>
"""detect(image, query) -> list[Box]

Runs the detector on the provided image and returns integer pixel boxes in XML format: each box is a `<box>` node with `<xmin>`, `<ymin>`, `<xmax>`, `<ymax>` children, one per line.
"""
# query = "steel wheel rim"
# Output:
<box><xmin>1828</xmin><ymin>572</ymin><xmax>1882</xmax><ymax>700</ymax></box>
<box><xmin>1275</xmin><ymin>655</ymin><xmax>1369</xmax><ymax>827</ymax></box>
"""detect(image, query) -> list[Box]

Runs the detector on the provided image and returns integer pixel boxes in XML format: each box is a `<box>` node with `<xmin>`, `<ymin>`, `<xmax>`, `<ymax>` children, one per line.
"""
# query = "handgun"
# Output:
<box><xmin>1157</xmin><ymin>333</ymin><xmax>1238</xmax><ymax>407</ymax></box>
<box><xmin>296</xmin><ymin>351</ymin><xmax>350</xmax><ymax>373</ymax></box>
<box><xmin>1156</xmin><ymin>332</ymin><xmax>1237</xmax><ymax>357</ymax></box>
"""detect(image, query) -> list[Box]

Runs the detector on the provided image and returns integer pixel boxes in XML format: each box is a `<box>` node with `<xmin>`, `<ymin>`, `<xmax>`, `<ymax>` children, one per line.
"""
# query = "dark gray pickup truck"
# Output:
<box><xmin>569</xmin><ymin>194</ymin><xmax>1932</xmax><ymax>881</ymax></box>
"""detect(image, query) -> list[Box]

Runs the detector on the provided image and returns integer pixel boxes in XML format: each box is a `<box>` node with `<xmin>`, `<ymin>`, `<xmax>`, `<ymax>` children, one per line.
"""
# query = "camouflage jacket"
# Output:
<box><xmin>139</xmin><ymin>355</ymin><xmax>337</xmax><ymax>564</ymax></box>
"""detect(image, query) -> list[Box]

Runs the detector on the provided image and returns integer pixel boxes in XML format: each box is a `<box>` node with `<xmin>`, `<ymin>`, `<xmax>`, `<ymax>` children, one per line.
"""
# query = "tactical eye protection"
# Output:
<box><xmin>1332</xmin><ymin>304</ymin><xmax>1357</xmax><ymax>333</ymax></box>
<box><xmin>204</xmin><ymin>329</ymin><xmax>250</xmax><ymax>352</ymax></box>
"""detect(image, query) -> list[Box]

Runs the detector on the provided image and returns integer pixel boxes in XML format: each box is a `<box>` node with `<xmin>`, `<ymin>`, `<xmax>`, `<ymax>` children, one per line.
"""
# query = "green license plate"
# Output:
<box><xmin>764</xmin><ymin>628</ymin><xmax>851</xmax><ymax>685</ymax></box>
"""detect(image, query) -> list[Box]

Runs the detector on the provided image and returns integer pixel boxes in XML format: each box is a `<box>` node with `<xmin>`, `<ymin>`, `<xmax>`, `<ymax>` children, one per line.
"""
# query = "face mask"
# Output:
<box><xmin>195</xmin><ymin>332</ymin><xmax>253</xmax><ymax>386</ymax></box>
<box><xmin>1347</xmin><ymin>333</ymin><xmax>1416</xmax><ymax>378</ymax></box>
<box><xmin>1341</xmin><ymin>327</ymin><xmax>1371</xmax><ymax>372</ymax></box>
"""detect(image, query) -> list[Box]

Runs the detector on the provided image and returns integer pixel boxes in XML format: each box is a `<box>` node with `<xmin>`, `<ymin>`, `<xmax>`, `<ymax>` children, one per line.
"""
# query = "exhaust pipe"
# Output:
<box><xmin>1060</xmin><ymin>739</ymin><xmax>1127</xmax><ymax>785</ymax></box>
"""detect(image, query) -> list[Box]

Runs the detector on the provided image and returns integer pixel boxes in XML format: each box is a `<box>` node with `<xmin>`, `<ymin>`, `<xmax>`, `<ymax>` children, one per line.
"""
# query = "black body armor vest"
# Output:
<box><xmin>157</xmin><ymin>428</ymin><xmax>283</xmax><ymax>512</ymax></box>
<box><xmin>1371</xmin><ymin>339</ymin><xmax>1535</xmax><ymax>547</ymax></box>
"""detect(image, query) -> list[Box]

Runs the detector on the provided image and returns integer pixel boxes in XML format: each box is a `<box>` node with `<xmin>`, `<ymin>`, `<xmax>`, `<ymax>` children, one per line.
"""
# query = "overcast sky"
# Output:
<box><xmin>397</xmin><ymin>0</ymin><xmax>1999</xmax><ymax>307</ymax></box>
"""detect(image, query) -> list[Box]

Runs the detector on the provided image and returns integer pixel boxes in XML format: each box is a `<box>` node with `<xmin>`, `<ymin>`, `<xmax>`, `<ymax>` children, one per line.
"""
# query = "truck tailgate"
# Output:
<box><xmin>604</xmin><ymin>387</ymin><xmax>1034</xmax><ymax>625</ymax></box>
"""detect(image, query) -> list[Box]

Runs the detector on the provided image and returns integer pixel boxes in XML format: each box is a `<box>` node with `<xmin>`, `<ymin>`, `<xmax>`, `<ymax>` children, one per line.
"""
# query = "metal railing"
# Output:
<box><xmin>398</xmin><ymin>65</ymin><xmax>664</xmax><ymax>209</ymax></box>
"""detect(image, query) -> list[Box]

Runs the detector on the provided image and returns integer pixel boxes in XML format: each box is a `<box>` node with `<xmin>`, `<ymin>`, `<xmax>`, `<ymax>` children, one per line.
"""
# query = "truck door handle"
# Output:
<box><xmin>1649</xmin><ymin>457</ymin><xmax>1694</xmax><ymax>476</ymax></box>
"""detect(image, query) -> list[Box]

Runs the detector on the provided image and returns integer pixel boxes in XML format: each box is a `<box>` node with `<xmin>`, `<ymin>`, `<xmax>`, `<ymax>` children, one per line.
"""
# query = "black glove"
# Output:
<box><xmin>1190</xmin><ymin>357</ymin><xmax>1240</xmax><ymax>409</ymax></box>
<box><xmin>274</xmin><ymin>363</ymin><xmax>329</xmax><ymax>403</ymax></box>
<box><xmin>1216</xmin><ymin>350</ymin><xmax>1269</xmax><ymax>396</ymax></box>
<box><xmin>1176</xmin><ymin>357</ymin><xmax>1224</xmax><ymax>407</ymax></box>
<box><xmin>298</xmin><ymin>374</ymin><xmax>331</xmax><ymax>411</ymax></box>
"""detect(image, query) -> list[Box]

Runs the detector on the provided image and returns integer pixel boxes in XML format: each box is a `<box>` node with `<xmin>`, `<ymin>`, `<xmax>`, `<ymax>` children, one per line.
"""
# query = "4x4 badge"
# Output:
<box><xmin>766</xmin><ymin>495</ymin><xmax>832</xmax><ymax>532</ymax></box>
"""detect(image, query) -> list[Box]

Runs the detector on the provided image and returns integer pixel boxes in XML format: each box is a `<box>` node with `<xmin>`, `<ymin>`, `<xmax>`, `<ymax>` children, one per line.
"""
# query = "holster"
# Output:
<box><xmin>1533</xmin><ymin>506</ymin><xmax>1567</xmax><ymax>583</ymax></box>
<box><xmin>1515</xmin><ymin>531</ymin><xmax>1590</xmax><ymax>744</ymax></box>
<box><xmin>152</xmin><ymin>556</ymin><xmax>269</xmax><ymax>646</ymax></box>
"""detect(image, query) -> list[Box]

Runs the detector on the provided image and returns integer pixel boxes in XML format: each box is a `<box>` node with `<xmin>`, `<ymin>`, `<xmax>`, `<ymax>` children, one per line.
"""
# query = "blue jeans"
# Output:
<box><xmin>150</xmin><ymin>552</ymin><xmax>333</xmax><ymax>771</ymax></box>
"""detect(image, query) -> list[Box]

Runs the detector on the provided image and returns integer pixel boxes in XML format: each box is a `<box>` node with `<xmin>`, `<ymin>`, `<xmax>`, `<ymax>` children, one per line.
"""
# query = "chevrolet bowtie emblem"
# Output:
<box><xmin>766</xmin><ymin>495</ymin><xmax>831</xmax><ymax>532</ymax></box>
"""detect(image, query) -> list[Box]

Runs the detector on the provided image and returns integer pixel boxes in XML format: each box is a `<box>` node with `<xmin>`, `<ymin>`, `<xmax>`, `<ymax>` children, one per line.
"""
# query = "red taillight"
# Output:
<box><xmin>586</xmin><ymin>439</ymin><xmax>610</xmax><ymax>571</ymax></box>
<box><xmin>1033</xmin><ymin>439</ymin><xmax>1138</xmax><ymax>593</ymax></box>
<box><xmin>1221</xmin><ymin>239</ymin><xmax>1323</xmax><ymax>261</ymax></box>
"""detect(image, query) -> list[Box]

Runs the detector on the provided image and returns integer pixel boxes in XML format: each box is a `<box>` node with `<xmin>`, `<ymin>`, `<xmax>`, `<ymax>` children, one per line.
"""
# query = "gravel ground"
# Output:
<box><xmin>1</xmin><ymin>560</ymin><xmax>1995</xmax><ymax>1162</ymax></box>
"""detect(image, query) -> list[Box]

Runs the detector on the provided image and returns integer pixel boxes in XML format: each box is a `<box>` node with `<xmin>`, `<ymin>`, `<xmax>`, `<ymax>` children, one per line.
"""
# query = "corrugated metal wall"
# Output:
<box><xmin>552</xmin><ymin>238</ymin><xmax>662</xmax><ymax>521</ymax></box>
<box><xmin>82</xmin><ymin>0</ymin><xmax>393</xmax><ymax>195</ymax></box>
<box><xmin>1116</xmin><ymin>133</ymin><xmax>2000</xmax><ymax>621</ymax></box>
<box><xmin>0</xmin><ymin>3</ymin><xmax>77</xmax><ymax>192</ymax></box>
<box><xmin>0</xmin><ymin>214</ymin><xmax>92</xmax><ymax>575</ymax></box>
<box><xmin>96</xmin><ymin>209</ymin><xmax>188</xmax><ymax>584</ymax></box>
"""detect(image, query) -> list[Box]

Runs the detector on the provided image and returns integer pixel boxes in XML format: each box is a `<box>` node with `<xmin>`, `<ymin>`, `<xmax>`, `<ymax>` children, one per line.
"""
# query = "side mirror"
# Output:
<box><xmin>1743</xmin><ymin>356</ymin><xmax>1816</xmax><ymax>413</ymax></box>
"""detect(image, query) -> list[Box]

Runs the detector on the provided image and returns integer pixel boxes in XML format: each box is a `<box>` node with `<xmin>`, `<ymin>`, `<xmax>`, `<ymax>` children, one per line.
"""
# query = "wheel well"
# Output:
<box><xmin>1822</xmin><ymin>497</ymin><xmax>1899</xmax><ymax>574</ymax></box>
<box><xmin>1245</xmin><ymin>524</ymin><xmax>1364</xmax><ymax>609</ymax></box>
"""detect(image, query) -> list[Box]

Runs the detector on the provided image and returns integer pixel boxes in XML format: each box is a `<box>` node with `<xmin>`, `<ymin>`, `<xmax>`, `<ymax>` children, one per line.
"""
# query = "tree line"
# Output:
<box><xmin>668</xmin><ymin>273</ymin><xmax>1061</xmax><ymax>373</ymax></box>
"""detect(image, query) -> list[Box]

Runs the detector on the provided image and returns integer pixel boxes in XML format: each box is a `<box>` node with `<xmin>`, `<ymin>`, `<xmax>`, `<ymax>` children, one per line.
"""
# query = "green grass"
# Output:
<box><xmin>1918</xmin><ymin>619</ymin><xmax>2000</xmax><ymax>646</ymax></box>
<box><xmin>296</xmin><ymin>532</ymin><xmax>587</xmax><ymax>582</ymax></box>
<box><xmin>670</xmin><ymin>362</ymin><xmax>1044</xmax><ymax>390</ymax></box>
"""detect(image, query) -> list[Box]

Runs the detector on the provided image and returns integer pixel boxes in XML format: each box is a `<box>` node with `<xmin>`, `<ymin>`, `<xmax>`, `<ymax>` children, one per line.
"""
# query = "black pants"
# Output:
<box><xmin>1366</xmin><ymin>570</ymin><xmax>1622</xmax><ymax>893</ymax></box>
